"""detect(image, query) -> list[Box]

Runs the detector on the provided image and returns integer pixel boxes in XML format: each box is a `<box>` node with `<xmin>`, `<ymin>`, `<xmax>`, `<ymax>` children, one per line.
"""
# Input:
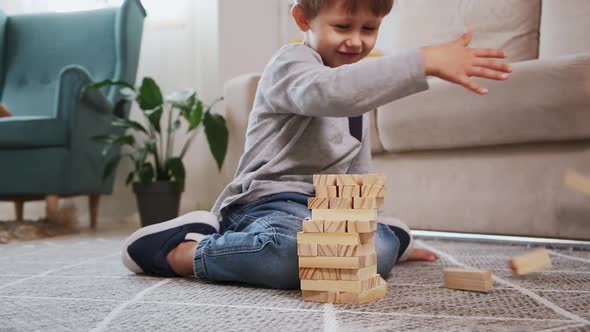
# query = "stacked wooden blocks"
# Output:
<box><xmin>298</xmin><ymin>174</ymin><xmax>387</xmax><ymax>304</ymax></box>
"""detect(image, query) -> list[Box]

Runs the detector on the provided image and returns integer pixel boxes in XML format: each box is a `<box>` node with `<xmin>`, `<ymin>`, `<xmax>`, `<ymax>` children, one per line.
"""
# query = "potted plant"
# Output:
<box><xmin>86</xmin><ymin>77</ymin><xmax>228</xmax><ymax>226</ymax></box>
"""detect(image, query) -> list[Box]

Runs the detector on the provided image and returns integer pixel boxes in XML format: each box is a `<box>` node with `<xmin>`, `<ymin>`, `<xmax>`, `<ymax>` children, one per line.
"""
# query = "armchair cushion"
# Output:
<box><xmin>377</xmin><ymin>54</ymin><xmax>590</xmax><ymax>153</ymax></box>
<box><xmin>0</xmin><ymin>116</ymin><xmax>67</xmax><ymax>148</ymax></box>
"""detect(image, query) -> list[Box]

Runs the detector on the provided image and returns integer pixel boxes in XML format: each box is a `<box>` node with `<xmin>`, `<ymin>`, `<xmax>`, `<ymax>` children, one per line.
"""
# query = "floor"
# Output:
<box><xmin>1</xmin><ymin>222</ymin><xmax>589</xmax><ymax>332</ymax></box>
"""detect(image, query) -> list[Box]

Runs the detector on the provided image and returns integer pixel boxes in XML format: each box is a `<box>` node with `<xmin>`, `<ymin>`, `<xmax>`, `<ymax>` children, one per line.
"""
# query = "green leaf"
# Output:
<box><xmin>102</xmin><ymin>156</ymin><xmax>121</xmax><ymax>180</ymax></box>
<box><xmin>166</xmin><ymin>158</ymin><xmax>185</xmax><ymax>186</ymax></box>
<box><xmin>187</xmin><ymin>100</ymin><xmax>204</xmax><ymax>130</ymax></box>
<box><xmin>137</xmin><ymin>77</ymin><xmax>163</xmax><ymax>111</ymax></box>
<box><xmin>83</xmin><ymin>79</ymin><xmax>134</xmax><ymax>94</ymax></box>
<box><xmin>203</xmin><ymin>111</ymin><xmax>228</xmax><ymax>171</ymax></box>
<box><xmin>112</xmin><ymin>118</ymin><xmax>148</xmax><ymax>134</ymax></box>
<box><xmin>125</xmin><ymin>172</ymin><xmax>136</xmax><ymax>185</ymax></box>
<box><xmin>138</xmin><ymin>163</ymin><xmax>155</xmax><ymax>183</ymax></box>
<box><xmin>167</xmin><ymin>89</ymin><xmax>196</xmax><ymax>112</ymax></box>
<box><xmin>144</xmin><ymin>106</ymin><xmax>163</xmax><ymax>133</ymax></box>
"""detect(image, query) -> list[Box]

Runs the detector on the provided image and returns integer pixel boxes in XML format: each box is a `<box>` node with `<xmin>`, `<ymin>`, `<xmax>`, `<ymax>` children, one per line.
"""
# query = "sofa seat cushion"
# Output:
<box><xmin>382</xmin><ymin>0</ymin><xmax>541</xmax><ymax>63</ymax></box>
<box><xmin>0</xmin><ymin>116</ymin><xmax>68</xmax><ymax>148</ymax></box>
<box><xmin>377</xmin><ymin>54</ymin><xmax>590</xmax><ymax>153</ymax></box>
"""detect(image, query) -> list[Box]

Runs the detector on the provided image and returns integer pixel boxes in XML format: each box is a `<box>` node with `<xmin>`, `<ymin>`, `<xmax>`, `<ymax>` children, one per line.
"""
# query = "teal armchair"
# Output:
<box><xmin>0</xmin><ymin>0</ymin><xmax>146</xmax><ymax>228</ymax></box>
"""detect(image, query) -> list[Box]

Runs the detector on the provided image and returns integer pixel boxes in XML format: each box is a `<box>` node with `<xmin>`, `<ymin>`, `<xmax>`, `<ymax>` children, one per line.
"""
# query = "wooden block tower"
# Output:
<box><xmin>298</xmin><ymin>174</ymin><xmax>387</xmax><ymax>304</ymax></box>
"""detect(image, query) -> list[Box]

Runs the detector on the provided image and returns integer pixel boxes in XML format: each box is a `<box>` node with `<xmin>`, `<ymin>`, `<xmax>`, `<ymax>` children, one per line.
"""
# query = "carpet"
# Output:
<box><xmin>0</xmin><ymin>234</ymin><xmax>589</xmax><ymax>331</ymax></box>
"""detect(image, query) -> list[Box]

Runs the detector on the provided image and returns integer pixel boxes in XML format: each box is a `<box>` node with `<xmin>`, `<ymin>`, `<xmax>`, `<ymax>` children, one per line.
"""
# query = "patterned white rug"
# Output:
<box><xmin>1</xmin><ymin>234</ymin><xmax>589</xmax><ymax>331</ymax></box>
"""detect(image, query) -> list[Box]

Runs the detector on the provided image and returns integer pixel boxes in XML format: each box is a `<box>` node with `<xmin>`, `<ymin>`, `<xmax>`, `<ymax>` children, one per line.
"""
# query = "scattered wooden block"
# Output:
<box><xmin>308</xmin><ymin>197</ymin><xmax>329</xmax><ymax>209</ymax></box>
<box><xmin>361</xmin><ymin>174</ymin><xmax>385</xmax><ymax>186</ymax></box>
<box><xmin>336</xmin><ymin>174</ymin><xmax>361</xmax><ymax>185</ymax></box>
<box><xmin>302</xmin><ymin>220</ymin><xmax>324</xmax><ymax>233</ymax></box>
<box><xmin>312</xmin><ymin>209</ymin><xmax>376</xmax><ymax>221</ymax></box>
<box><xmin>564</xmin><ymin>169</ymin><xmax>590</xmax><ymax>196</ymax></box>
<box><xmin>315</xmin><ymin>185</ymin><xmax>338</xmax><ymax>198</ymax></box>
<box><xmin>443</xmin><ymin>268</ymin><xmax>493</xmax><ymax>293</ymax></box>
<box><xmin>297</xmin><ymin>244</ymin><xmax>318</xmax><ymax>256</ymax></box>
<box><xmin>328</xmin><ymin>197</ymin><xmax>352</xmax><ymax>209</ymax></box>
<box><xmin>313</xmin><ymin>174</ymin><xmax>337</xmax><ymax>186</ymax></box>
<box><xmin>317</xmin><ymin>244</ymin><xmax>339</xmax><ymax>256</ymax></box>
<box><xmin>509</xmin><ymin>248</ymin><xmax>552</xmax><ymax>276</ymax></box>
<box><xmin>324</xmin><ymin>220</ymin><xmax>347</xmax><ymax>232</ymax></box>
<box><xmin>347</xmin><ymin>220</ymin><xmax>377</xmax><ymax>233</ymax></box>
<box><xmin>301</xmin><ymin>275</ymin><xmax>381</xmax><ymax>293</ymax></box>
<box><xmin>298</xmin><ymin>252</ymin><xmax>377</xmax><ymax>269</ymax></box>
<box><xmin>361</xmin><ymin>185</ymin><xmax>385</xmax><ymax>198</ymax></box>
<box><xmin>352</xmin><ymin>197</ymin><xmax>383</xmax><ymax>209</ymax></box>
<box><xmin>338</xmin><ymin>185</ymin><xmax>361</xmax><ymax>197</ymax></box>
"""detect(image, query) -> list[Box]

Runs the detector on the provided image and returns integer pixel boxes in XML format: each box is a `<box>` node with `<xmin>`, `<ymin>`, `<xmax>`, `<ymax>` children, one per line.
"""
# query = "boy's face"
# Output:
<box><xmin>296</xmin><ymin>0</ymin><xmax>383</xmax><ymax>68</ymax></box>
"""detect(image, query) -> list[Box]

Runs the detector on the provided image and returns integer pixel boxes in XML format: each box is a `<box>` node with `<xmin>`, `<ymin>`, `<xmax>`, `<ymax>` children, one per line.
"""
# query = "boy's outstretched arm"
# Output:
<box><xmin>421</xmin><ymin>29</ymin><xmax>512</xmax><ymax>95</ymax></box>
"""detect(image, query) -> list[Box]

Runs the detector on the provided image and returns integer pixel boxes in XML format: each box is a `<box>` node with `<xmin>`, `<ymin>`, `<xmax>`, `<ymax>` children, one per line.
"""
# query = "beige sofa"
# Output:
<box><xmin>221</xmin><ymin>0</ymin><xmax>590</xmax><ymax>240</ymax></box>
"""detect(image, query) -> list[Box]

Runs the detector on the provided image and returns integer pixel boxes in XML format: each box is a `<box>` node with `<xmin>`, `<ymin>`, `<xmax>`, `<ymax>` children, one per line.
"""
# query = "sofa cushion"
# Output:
<box><xmin>377</xmin><ymin>54</ymin><xmax>590</xmax><ymax>153</ymax></box>
<box><xmin>0</xmin><ymin>116</ymin><xmax>68</xmax><ymax>148</ymax></box>
<box><xmin>539</xmin><ymin>0</ymin><xmax>590</xmax><ymax>58</ymax></box>
<box><xmin>382</xmin><ymin>0</ymin><xmax>541</xmax><ymax>63</ymax></box>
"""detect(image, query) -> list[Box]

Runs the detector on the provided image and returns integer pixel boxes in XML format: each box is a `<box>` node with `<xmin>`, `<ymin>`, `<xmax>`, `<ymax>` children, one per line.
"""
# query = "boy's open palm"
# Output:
<box><xmin>421</xmin><ymin>30</ymin><xmax>512</xmax><ymax>95</ymax></box>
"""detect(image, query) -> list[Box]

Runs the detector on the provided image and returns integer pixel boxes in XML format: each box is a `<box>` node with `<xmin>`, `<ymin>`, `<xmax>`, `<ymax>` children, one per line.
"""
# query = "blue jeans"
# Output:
<box><xmin>194</xmin><ymin>192</ymin><xmax>400</xmax><ymax>289</ymax></box>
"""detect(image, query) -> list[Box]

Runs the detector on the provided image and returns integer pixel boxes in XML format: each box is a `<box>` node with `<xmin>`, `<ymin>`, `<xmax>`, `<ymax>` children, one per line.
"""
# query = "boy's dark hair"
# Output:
<box><xmin>294</xmin><ymin>0</ymin><xmax>394</xmax><ymax>19</ymax></box>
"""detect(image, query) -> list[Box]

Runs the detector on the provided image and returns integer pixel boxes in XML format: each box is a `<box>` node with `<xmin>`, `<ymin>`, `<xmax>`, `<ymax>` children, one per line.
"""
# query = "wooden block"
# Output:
<box><xmin>337</xmin><ymin>277</ymin><xmax>387</xmax><ymax>304</ymax></box>
<box><xmin>308</xmin><ymin>197</ymin><xmax>329</xmax><ymax>209</ymax></box>
<box><xmin>323</xmin><ymin>220</ymin><xmax>347</xmax><ymax>232</ymax></box>
<box><xmin>312</xmin><ymin>209</ymin><xmax>376</xmax><ymax>221</ymax></box>
<box><xmin>347</xmin><ymin>220</ymin><xmax>377</xmax><ymax>233</ymax></box>
<box><xmin>352</xmin><ymin>197</ymin><xmax>384</xmax><ymax>209</ymax></box>
<box><xmin>302</xmin><ymin>220</ymin><xmax>324</xmax><ymax>233</ymax></box>
<box><xmin>299</xmin><ymin>265</ymin><xmax>377</xmax><ymax>281</ymax></box>
<box><xmin>361</xmin><ymin>185</ymin><xmax>384</xmax><ymax>198</ymax></box>
<box><xmin>359</xmin><ymin>232</ymin><xmax>375</xmax><ymax>245</ymax></box>
<box><xmin>443</xmin><ymin>268</ymin><xmax>493</xmax><ymax>293</ymax></box>
<box><xmin>338</xmin><ymin>185</ymin><xmax>360</xmax><ymax>197</ymax></box>
<box><xmin>302</xmin><ymin>290</ymin><xmax>339</xmax><ymax>303</ymax></box>
<box><xmin>313</xmin><ymin>174</ymin><xmax>338</xmax><ymax>186</ymax></box>
<box><xmin>301</xmin><ymin>275</ymin><xmax>381</xmax><ymax>293</ymax></box>
<box><xmin>317</xmin><ymin>244</ymin><xmax>339</xmax><ymax>256</ymax></box>
<box><xmin>297</xmin><ymin>244</ymin><xmax>318</xmax><ymax>256</ymax></box>
<box><xmin>360</xmin><ymin>174</ymin><xmax>385</xmax><ymax>186</ymax></box>
<box><xmin>298</xmin><ymin>253</ymin><xmax>377</xmax><ymax>269</ymax></box>
<box><xmin>315</xmin><ymin>185</ymin><xmax>338</xmax><ymax>198</ymax></box>
<box><xmin>336</xmin><ymin>174</ymin><xmax>361</xmax><ymax>185</ymax></box>
<box><xmin>297</xmin><ymin>232</ymin><xmax>361</xmax><ymax>245</ymax></box>
<box><xmin>299</xmin><ymin>267</ymin><xmax>340</xmax><ymax>280</ymax></box>
<box><xmin>338</xmin><ymin>243</ymin><xmax>375</xmax><ymax>257</ymax></box>
<box><xmin>564</xmin><ymin>169</ymin><xmax>590</xmax><ymax>196</ymax></box>
<box><xmin>328</xmin><ymin>197</ymin><xmax>352</xmax><ymax>209</ymax></box>
<box><xmin>509</xmin><ymin>248</ymin><xmax>552</xmax><ymax>276</ymax></box>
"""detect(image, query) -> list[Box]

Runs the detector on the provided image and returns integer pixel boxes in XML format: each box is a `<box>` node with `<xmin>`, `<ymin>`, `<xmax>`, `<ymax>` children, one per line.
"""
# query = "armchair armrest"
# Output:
<box><xmin>222</xmin><ymin>73</ymin><xmax>261</xmax><ymax>180</ymax></box>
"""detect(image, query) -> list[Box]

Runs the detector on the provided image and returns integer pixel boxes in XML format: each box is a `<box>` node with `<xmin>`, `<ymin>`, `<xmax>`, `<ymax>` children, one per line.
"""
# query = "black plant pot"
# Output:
<box><xmin>133</xmin><ymin>181</ymin><xmax>182</xmax><ymax>227</ymax></box>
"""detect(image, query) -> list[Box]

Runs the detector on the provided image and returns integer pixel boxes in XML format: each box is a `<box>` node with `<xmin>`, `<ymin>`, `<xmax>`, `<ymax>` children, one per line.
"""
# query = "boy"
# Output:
<box><xmin>121</xmin><ymin>0</ymin><xmax>511</xmax><ymax>289</ymax></box>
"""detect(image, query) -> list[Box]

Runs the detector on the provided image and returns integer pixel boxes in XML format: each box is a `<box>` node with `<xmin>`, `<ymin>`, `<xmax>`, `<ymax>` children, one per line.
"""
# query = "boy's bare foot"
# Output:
<box><xmin>166</xmin><ymin>241</ymin><xmax>199</xmax><ymax>276</ymax></box>
<box><xmin>406</xmin><ymin>248</ymin><xmax>439</xmax><ymax>261</ymax></box>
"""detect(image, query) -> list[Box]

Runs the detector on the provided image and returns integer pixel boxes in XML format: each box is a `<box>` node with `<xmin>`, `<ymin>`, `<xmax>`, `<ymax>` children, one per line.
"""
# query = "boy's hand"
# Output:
<box><xmin>421</xmin><ymin>29</ymin><xmax>512</xmax><ymax>95</ymax></box>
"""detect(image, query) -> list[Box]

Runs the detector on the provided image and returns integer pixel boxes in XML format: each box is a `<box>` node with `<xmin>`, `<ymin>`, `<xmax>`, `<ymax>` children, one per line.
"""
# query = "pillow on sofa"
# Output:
<box><xmin>381</xmin><ymin>0</ymin><xmax>541</xmax><ymax>63</ymax></box>
<box><xmin>0</xmin><ymin>104</ymin><xmax>12</xmax><ymax>117</ymax></box>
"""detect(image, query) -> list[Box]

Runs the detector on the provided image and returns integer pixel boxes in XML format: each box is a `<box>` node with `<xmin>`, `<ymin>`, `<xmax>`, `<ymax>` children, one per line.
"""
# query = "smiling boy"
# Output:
<box><xmin>121</xmin><ymin>0</ymin><xmax>511</xmax><ymax>289</ymax></box>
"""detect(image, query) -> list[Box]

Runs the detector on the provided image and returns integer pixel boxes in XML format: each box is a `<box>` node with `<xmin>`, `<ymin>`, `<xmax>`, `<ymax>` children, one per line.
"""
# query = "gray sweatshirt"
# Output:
<box><xmin>211</xmin><ymin>43</ymin><xmax>429</xmax><ymax>218</ymax></box>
